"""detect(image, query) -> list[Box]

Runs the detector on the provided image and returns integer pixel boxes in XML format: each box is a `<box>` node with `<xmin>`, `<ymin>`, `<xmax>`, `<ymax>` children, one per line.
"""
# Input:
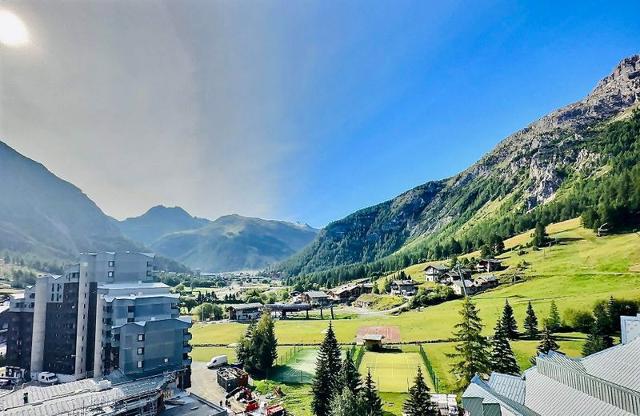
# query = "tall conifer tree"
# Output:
<box><xmin>312</xmin><ymin>322</ymin><xmax>343</xmax><ymax>416</ymax></box>
<box><xmin>489</xmin><ymin>318</ymin><xmax>520</xmax><ymax>375</ymax></box>
<box><xmin>361</xmin><ymin>370</ymin><xmax>383</xmax><ymax>416</ymax></box>
<box><xmin>403</xmin><ymin>367</ymin><xmax>437</xmax><ymax>416</ymax></box>
<box><xmin>339</xmin><ymin>349</ymin><xmax>361</xmax><ymax>394</ymax></box>
<box><xmin>501</xmin><ymin>300</ymin><xmax>518</xmax><ymax>339</ymax></box>
<box><xmin>523</xmin><ymin>301</ymin><xmax>539</xmax><ymax>339</ymax></box>
<box><xmin>448</xmin><ymin>297</ymin><xmax>490</xmax><ymax>387</ymax></box>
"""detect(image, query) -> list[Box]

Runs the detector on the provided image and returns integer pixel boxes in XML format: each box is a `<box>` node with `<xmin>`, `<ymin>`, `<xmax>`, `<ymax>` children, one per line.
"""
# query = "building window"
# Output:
<box><xmin>137</xmin><ymin>347</ymin><xmax>144</xmax><ymax>355</ymax></box>
<box><xmin>108</xmin><ymin>261</ymin><xmax>115</xmax><ymax>267</ymax></box>
<box><xmin>127</xmin><ymin>305</ymin><xmax>135</xmax><ymax>313</ymax></box>
<box><xmin>107</xmin><ymin>271</ymin><xmax>114</xmax><ymax>278</ymax></box>
<box><xmin>137</xmin><ymin>334</ymin><xmax>144</xmax><ymax>342</ymax></box>
<box><xmin>127</xmin><ymin>318</ymin><xmax>134</xmax><ymax>323</ymax></box>
<box><xmin>137</xmin><ymin>361</ymin><xmax>143</xmax><ymax>368</ymax></box>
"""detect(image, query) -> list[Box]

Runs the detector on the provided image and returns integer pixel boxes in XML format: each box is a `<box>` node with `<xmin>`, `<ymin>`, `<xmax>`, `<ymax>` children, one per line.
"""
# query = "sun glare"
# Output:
<box><xmin>0</xmin><ymin>9</ymin><xmax>29</xmax><ymax>47</ymax></box>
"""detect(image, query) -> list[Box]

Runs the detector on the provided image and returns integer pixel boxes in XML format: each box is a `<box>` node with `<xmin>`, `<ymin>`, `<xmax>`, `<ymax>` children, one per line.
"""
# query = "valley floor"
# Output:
<box><xmin>189</xmin><ymin>218</ymin><xmax>640</xmax><ymax>415</ymax></box>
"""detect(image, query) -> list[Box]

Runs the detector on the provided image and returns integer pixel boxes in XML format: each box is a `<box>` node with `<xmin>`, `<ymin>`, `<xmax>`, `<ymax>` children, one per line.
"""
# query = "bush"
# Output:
<box><xmin>563</xmin><ymin>308</ymin><xmax>594</xmax><ymax>332</ymax></box>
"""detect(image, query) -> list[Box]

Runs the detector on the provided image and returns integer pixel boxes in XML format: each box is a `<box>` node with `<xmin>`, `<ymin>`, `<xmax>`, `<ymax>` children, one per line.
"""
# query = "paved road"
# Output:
<box><xmin>189</xmin><ymin>362</ymin><xmax>228</xmax><ymax>409</ymax></box>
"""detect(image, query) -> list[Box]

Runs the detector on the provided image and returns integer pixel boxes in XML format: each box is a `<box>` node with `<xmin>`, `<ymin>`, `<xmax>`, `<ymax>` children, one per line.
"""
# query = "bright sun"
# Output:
<box><xmin>0</xmin><ymin>9</ymin><xmax>29</xmax><ymax>47</ymax></box>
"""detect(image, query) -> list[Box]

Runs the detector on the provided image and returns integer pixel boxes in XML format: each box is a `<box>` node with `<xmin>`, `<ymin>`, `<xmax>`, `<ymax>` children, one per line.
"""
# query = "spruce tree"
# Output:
<box><xmin>236</xmin><ymin>322</ymin><xmax>255</xmax><ymax>369</ymax></box>
<box><xmin>329</xmin><ymin>387</ymin><xmax>365</xmax><ymax>416</ymax></box>
<box><xmin>448</xmin><ymin>297</ymin><xmax>490</xmax><ymax>388</ymax></box>
<box><xmin>339</xmin><ymin>349</ymin><xmax>361</xmax><ymax>394</ymax></box>
<box><xmin>403</xmin><ymin>367</ymin><xmax>437</xmax><ymax>416</ymax></box>
<box><xmin>312</xmin><ymin>322</ymin><xmax>343</xmax><ymax>416</ymax></box>
<box><xmin>490</xmin><ymin>318</ymin><xmax>520</xmax><ymax>375</ymax></box>
<box><xmin>253</xmin><ymin>309</ymin><xmax>278</xmax><ymax>374</ymax></box>
<box><xmin>523</xmin><ymin>301</ymin><xmax>539</xmax><ymax>339</ymax></box>
<box><xmin>593</xmin><ymin>304</ymin><xmax>614</xmax><ymax>349</ymax></box>
<box><xmin>582</xmin><ymin>325</ymin><xmax>608</xmax><ymax>356</ymax></box>
<box><xmin>361</xmin><ymin>370</ymin><xmax>383</xmax><ymax>416</ymax></box>
<box><xmin>501</xmin><ymin>300</ymin><xmax>518</xmax><ymax>339</ymax></box>
<box><xmin>537</xmin><ymin>325</ymin><xmax>559</xmax><ymax>355</ymax></box>
<box><xmin>532</xmin><ymin>222</ymin><xmax>548</xmax><ymax>247</ymax></box>
<box><xmin>546</xmin><ymin>300</ymin><xmax>561</xmax><ymax>332</ymax></box>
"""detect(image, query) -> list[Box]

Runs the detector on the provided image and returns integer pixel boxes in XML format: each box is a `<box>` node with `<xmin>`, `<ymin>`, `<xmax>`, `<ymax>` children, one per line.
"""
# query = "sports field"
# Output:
<box><xmin>359</xmin><ymin>351</ymin><xmax>427</xmax><ymax>393</ymax></box>
<box><xmin>272</xmin><ymin>349</ymin><xmax>319</xmax><ymax>384</ymax></box>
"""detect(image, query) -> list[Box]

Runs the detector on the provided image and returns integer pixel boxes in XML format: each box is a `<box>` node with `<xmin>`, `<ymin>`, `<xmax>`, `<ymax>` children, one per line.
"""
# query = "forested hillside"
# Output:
<box><xmin>277</xmin><ymin>55</ymin><xmax>640</xmax><ymax>285</ymax></box>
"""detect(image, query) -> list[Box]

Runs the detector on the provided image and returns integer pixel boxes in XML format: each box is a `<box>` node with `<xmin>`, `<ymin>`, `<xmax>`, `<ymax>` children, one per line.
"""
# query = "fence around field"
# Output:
<box><xmin>418</xmin><ymin>343</ymin><xmax>440</xmax><ymax>393</ymax></box>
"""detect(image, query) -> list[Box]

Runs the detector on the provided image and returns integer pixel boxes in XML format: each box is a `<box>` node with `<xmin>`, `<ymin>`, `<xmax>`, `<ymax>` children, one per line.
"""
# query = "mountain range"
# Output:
<box><xmin>277</xmin><ymin>54</ymin><xmax>640</xmax><ymax>279</ymax></box>
<box><xmin>116</xmin><ymin>208</ymin><xmax>318</xmax><ymax>272</ymax></box>
<box><xmin>0</xmin><ymin>142</ymin><xmax>317</xmax><ymax>272</ymax></box>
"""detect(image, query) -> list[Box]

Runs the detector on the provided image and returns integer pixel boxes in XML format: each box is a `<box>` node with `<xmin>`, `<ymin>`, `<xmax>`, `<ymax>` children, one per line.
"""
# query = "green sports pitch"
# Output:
<box><xmin>359</xmin><ymin>351</ymin><xmax>427</xmax><ymax>393</ymax></box>
<box><xmin>272</xmin><ymin>348</ymin><xmax>319</xmax><ymax>384</ymax></box>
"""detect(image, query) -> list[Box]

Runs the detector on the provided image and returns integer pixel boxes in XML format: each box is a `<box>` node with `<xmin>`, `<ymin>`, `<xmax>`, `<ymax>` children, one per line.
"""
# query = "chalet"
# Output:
<box><xmin>228</xmin><ymin>303</ymin><xmax>263</xmax><ymax>321</ymax></box>
<box><xmin>390</xmin><ymin>280</ymin><xmax>417</xmax><ymax>296</ymax></box>
<box><xmin>424</xmin><ymin>264</ymin><xmax>450</xmax><ymax>282</ymax></box>
<box><xmin>442</xmin><ymin>268</ymin><xmax>472</xmax><ymax>284</ymax></box>
<box><xmin>474</xmin><ymin>274</ymin><xmax>499</xmax><ymax>289</ymax></box>
<box><xmin>476</xmin><ymin>258</ymin><xmax>503</xmax><ymax>273</ymax></box>
<box><xmin>302</xmin><ymin>290</ymin><xmax>330</xmax><ymax>306</ymax></box>
<box><xmin>328</xmin><ymin>282</ymin><xmax>372</xmax><ymax>303</ymax></box>
<box><xmin>452</xmin><ymin>280</ymin><xmax>477</xmax><ymax>296</ymax></box>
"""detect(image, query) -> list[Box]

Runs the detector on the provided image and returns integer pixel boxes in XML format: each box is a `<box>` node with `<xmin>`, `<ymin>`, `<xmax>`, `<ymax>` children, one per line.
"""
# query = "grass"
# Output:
<box><xmin>358</xmin><ymin>350</ymin><xmax>428</xmax><ymax>392</ymax></box>
<box><xmin>355</xmin><ymin>294</ymin><xmax>405</xmax><ymax>310</ymax></box>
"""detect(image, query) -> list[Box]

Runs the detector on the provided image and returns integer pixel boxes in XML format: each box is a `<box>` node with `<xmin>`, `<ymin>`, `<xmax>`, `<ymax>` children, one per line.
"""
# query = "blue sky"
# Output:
<box><xmin>2</xmin><ymin>0</ymin><xmax>639</xmax><ymax>227</ymax></box>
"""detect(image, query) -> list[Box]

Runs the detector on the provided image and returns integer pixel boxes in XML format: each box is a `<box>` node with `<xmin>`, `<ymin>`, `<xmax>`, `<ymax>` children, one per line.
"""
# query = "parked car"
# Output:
<box><xmin>207</xmin><ymin>355</ymin><xmax>228</xmax><ymax>369</ymax></box>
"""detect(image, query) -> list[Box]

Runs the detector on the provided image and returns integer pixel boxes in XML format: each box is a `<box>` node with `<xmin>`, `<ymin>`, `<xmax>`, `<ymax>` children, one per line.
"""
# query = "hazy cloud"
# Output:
<box><xmin>0</xmin><ymin>0</ymin><xmax>299</xmax><ymax>220</ymax></box>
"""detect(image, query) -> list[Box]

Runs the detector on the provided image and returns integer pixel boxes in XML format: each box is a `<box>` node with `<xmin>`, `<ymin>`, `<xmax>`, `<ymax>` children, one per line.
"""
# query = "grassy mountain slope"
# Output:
<box><xmin>151</xmin><ymin>214</ymin><xmax>318</xmax><ymax>272</ymax></box>
<box><xmin>0</xmin><ymin>140</ymin><xmax>139</xmax><ymax>260</ymax></box>
<box><xmin>278</xmin><ymin>54</ymin><xmax>640</xmax><ymax>279</ymax></box>
<box><xmin>117</xmin><ymin>205</ymin><xmax>210</xmax><ymax>245</ymax></box>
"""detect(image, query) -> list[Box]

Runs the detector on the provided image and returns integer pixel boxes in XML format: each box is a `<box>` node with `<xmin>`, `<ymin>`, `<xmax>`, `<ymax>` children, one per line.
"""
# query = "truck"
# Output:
<box><xmin>207</xmin><ymin>355</ymin><xmax>228</xmax><ymax>369</ymax></box>
<box><xmin>37</xmin><ymin>372</ymin><xmax>58</xmax><ymax>385</ymax></box>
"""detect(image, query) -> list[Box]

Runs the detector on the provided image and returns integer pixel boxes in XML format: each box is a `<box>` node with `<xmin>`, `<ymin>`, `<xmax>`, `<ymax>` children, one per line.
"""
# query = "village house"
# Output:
<box><xmin>476</xmin><ymin>258</ymin><xmax>503</xmax><ymax>273</ymax></box>
<box><xmin>302</xmin><ymin>290</ymin><xmax>330</xmax><ymax>306</ymax></box>
<box><xmin>228</xmin><ymin>303</ymin><xmax>263</xmax><ymax>321</ymax></box>
<box><xmin>452</xmin><ymin>279</ymin><xmax>477</xmax><ymax>296</ymax></box>
<box><xmin>442</xmin><ymin>268</ymin><xmax>473</xmax><ymax>284</ymax></box>
<box><xmin>474</xmin><ymin>274</ymin><xmax>499</xmax><ymax>289</ymax></box>
<box><xmin>390</xmin><ymin>279</ymin><xmax>417</xmax><ymax>296</ymax></box>
<box><xmin>361</xmin><ymin>333</ymin><xmax>384</xmax><ymax>351</ymax></box>
<box><xmin>328</xmin><ymin>282</ymin><xmax>373</xmax><ymax>303</ymax></box>
<box><xmin>424</xmin><ymin>264</ymin><xmax>450</xmax><ymax>282</ymax></box>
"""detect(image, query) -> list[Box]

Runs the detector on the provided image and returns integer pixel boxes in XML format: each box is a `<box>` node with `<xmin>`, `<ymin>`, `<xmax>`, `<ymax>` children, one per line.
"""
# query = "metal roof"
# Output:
<box><xmin>582</xmin><ymin>336</ymin><xmax>640</xmax><ymax>391</ymax></box>
<box><xmin>488</xmin><ymin>373</ymin><xmax>526</xmax><ymax>404</ymax></box>
<box><xmin>305</xmin><ymin>290</ymin><xmax>328</xmax><ymax>298</ymax></box>
<box><xmin>524</xmin><ymin>368</ymin><xmax>635</xmax><ymax>416</ymax></box>
<box><xmin>229</xmin><ymin>302</ymin><xmax>263</xmax><ymax>310</ymax></box>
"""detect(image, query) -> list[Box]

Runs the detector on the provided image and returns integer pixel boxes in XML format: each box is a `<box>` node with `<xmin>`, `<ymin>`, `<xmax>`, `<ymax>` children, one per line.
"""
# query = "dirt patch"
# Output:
<box><xmin>356</xmin><ymin>326</ymin><xmax>401</xmax><ymax>343</ymax></box>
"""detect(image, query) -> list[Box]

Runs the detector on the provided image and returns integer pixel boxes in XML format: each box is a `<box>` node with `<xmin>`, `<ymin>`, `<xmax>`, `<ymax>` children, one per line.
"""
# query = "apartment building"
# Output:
<box><xmin>5</xmin><ymin>252</ymin><xmax>192</xmax><ymax>386</ymax></box>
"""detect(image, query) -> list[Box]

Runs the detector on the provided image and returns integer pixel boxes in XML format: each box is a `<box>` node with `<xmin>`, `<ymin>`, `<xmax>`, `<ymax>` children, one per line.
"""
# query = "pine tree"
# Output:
<box><xmin>403</xmin><ymin>367</ymin><xmax>437</xmax><ymax>416</ymax></box>
<box><xmin>339</xmin><ymin>349</ymin><xmax>361</xmax><ymax>394</ymax></box>
<box><xmin>489</xmin><ymin>318</ymin><xmax>520</xmax><ymax>375</ymax></box>
<box><xmin>361</xmin><ymin>370</ymin><xmax>383</xmax><ymax>416</ymax></box>
<box><xmin>537</xmin><ymin>326</ymin><xmax>559</xmax><ymax>355</ymax></box>
<box><xmin>532</xmin><ymin>222</ymin><xmax>548</xmax><ymax>247</ymax></box>
<box><xmin>593</xmin><ymin>304</ymin><xmax>614</xmax><ymax>349</ymax></box>
<box><xmin>546</xmin><ymin>300</ymin><xmax>561</xmax><ymax>332</ymax></box>
<box><xmin>448</xmin><ymin>297</ymin><xmax>490</xmax><ymax>388</ymax></box>
<box><xmin>253</xmin><ymin>309</ymin><xmax>278</xmax><ymax>374</ymax></box>
<box><xmin>582</xmin><ymin>326</ymin><xmax>608</xmax><ymax>356</ymax></box>
<box><xmin>236</xmin><ymin>322</ymin><xmax>255</xmax><ymax>369</ymax></box>
<box><xmin>523</xmin><ymin>301</ymin><xmax>539</xmax><ymax>339</ymax></box>
<box><xmin>500</xmin><ymin>300</ymin><xmax>518</xmax><ymax>339</ymax></box>
<box><xmin>329</xmin><ymin>387</ymin><xmax>365</xmax><ymax>416</ymax></box>
<box><xmin>313</xmin><ymin>322</ymin><xmax>343</xmax><ymax>416</ymax></box>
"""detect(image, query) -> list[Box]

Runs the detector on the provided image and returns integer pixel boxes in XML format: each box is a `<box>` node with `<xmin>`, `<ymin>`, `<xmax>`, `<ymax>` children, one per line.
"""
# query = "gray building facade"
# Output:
<box><xmin>6</xmin><ymin>252</ymin><xmax>192</xmax><ymax>385</ymax></box>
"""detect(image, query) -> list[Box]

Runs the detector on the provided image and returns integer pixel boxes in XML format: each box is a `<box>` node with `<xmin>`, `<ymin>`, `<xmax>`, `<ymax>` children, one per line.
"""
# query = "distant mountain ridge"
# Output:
<box><xmin>146</xmin><ymin>214</ymin><xmax>318</xmax><ymax>272</ymax></box>
<box><xmin>0</xmin><ymin>141</ymin><xmax>140</xmax><ymax>260</ymax></box>
<box><xmin>117</xmin><ymin>205</ymin><xmax>211</xmax><ymax>246</ymax></box>
<box><xmin>277</xmin><ymin>54</ymin><xmax>640</xmax><ymax>278</ymax></box>
<box><xmin>0</xmin><ymin>142</ymin><xmax>317</xmax><ymax>272</ymax></box>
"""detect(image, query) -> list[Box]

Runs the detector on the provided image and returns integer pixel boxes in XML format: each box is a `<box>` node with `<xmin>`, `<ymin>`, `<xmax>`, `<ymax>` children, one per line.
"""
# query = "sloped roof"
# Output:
<box><xmin>488</xmin><ymin>373</ymin><xmax>526</xmax><ymax>404</ymax></box>
<box><xmin>582</xmin><ymin>336</ymin><xmax>640</xmax><ymax>391</ymax></box>
<box><xmin>305</xmin><ymin>290</ymin><xmax>328</xmax><ymax>298</ymax></box>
